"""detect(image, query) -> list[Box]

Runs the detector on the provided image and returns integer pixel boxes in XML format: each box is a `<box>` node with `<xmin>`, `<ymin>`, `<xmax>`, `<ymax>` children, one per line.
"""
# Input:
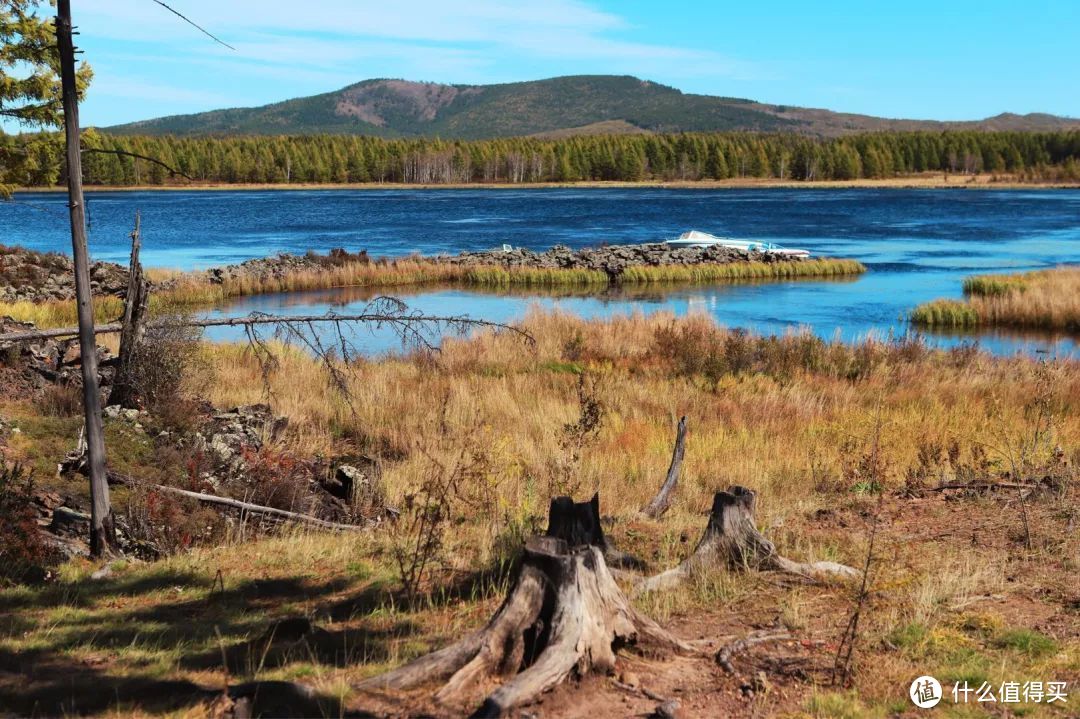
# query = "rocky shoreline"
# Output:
<box><xmin>0</xmin><ymin>244</ymin><xmax>129</xmax><ymax>303</ymax></box>
<box><xmin>2</xmin><ymin>242</ymin><xmax>813</xmax><ymax>303</ymax></box>
<box><xmin>205</xmin><ymin>242</ymin><xmax>800</xmax><ymax>285</ymax></box>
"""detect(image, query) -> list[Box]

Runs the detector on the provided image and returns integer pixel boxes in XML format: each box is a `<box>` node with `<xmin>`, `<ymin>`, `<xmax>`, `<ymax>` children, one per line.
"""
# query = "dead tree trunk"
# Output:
<box><xmin>642</xmin><ymin>416</ymin><xmax>687</xmax><ymax>518</ymax></box>
<box><xmin>637</xmin><ymin>486</ymin><xmax>858</xmax><ymax>594</ymax></box>
<box><xmin>357</xmin><ymin>499</ymin><xmax>691</xmax><ymax>717</ymax></box>
<box><xmin>56</xmin><ymin>0</ymin><xmax>116</xmax><ymax>557</ymax></box>
<box><xmin>108</xmin><ymin>212</ymin><xmax>150</xmax><ymax>409</ymax></box>
<box><xmin>546</xmin><ymin>493</ymin><xmax>643</xmax><ymax>570</ymax></box>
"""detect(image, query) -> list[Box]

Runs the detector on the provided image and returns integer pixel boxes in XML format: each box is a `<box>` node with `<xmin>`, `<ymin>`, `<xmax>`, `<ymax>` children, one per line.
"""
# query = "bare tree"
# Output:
<box><xmin>56</xmin><ymin>0</ymin><xmax>116</xmax><ymax>556</ymax></box>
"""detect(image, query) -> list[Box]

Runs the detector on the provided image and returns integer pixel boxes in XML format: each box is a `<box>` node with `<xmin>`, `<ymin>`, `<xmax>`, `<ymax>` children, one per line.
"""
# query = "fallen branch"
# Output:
<box><xmin>642</xmin><ymin>416</ymin><xmax>687</xmax><ymax>519</ymax></box>
<box><xmin>928</xmin><ymin>481</ymin><xmax>1037</xmax><ymax>492</ymax></box>
<box><xmin>715</xmin><ymin>629</ymin><xmax>792</xmax><ymax>673</ymax></box>
<box><xmin>0</xmin><ymin>308</ymin><xmax>530</xmax><ymax>344</ymax></box>
<box><xmin>108</xmin><ymin>472</ymin><xmax>367</xmax><ymax>532</ymax></box>
<box><xmin>637</xmin><ymin>486</ymin><xmax>858</xmax><ymax>594</ymax></box>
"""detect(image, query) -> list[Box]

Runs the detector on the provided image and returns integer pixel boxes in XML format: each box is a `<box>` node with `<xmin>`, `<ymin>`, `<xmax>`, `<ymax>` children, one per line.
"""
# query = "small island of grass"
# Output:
<box><xmin>910</xmin><ymin>266</ymin><xmax>1080</xmax><ymax>332</ymax></box>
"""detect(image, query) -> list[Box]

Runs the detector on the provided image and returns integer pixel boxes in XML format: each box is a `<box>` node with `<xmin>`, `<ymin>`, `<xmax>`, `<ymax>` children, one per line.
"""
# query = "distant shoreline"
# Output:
<box><xmin>17</xmin><ymin>174</ymin><xmax>1080</xmax><ymax>193</ymax></box>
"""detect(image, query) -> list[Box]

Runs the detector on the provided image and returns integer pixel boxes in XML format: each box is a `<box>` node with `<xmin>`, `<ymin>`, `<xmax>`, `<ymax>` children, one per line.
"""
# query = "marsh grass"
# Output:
<box><xmin>912</xmin><ymin>266</ymin><xmax>1080</xmax><ymax>331</ymax></box>
<box><xmin>1</xmin><ymin>310</ymin><xmax>1077</xmax><ymax>716</ymax></box>
<box><xmin>619</xmin><ymin>258</ymin><xmax>865</xmax><ymax>283</ymax></box>
<box><xmin>0</xmin><ymin>257</ymin><xmax>864</xmax><ymax>329</ymax></box>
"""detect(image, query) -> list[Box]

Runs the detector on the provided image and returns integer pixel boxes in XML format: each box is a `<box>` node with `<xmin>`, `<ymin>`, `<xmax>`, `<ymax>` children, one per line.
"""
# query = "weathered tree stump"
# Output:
<box><xmin>546</xmin><ymin>493</ymin><xmax>644</xmax><ymax>570</ymax></box>
<box><xmin>642</xmin><ymin>416</ymin><xmax>687</xmax><ymax>519</ymax></box>
<box><xmin>637</xmin><ymin>486</ymin><xmax>858</xmax><ymax>593</ymax></box>
<box><xmin>108</xmin><ymin>213</ymin><xmax>150</xmax><ymax>409</ymax></box>
<box><xmin>357</xmin><ymin>499</ymin><xmax>691</xmax><ymax>717</ymax></box>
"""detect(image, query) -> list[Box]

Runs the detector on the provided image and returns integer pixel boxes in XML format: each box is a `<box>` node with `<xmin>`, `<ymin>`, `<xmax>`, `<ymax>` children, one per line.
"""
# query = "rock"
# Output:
<box><xmin>619</xmin><ymin>671</ymin><xmax>641</xmax><ymax>689</ymax></box>
<box><xmin>50</xmin><ymin>506</ymin><xmax>90</xmax><ymax>537</ymax></box>
<box><xmin>652</xmin><ymin>700</ymin><xmax>682</xmax><ymax>719</ymax></box>
<box><xmin>196</xmin><ymin>242</ymin><xmax>806</xmax><ymax>289</ymax></box>
<box><xmin>1</xmin><ymin>245</ymin><xmax>129</xmax><ymax>303</ymax></box>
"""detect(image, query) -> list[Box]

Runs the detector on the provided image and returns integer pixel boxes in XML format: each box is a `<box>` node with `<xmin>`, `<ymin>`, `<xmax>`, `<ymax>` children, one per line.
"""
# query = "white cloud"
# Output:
<box><xmin>76</xmin><ymin>0</ymin><xmax>750</xmax><ymax>80</ymax></box>
<box><xmin>69</xmin><ymin>0</ymin><xmax>760</xmax><ymax>124</ymax></box>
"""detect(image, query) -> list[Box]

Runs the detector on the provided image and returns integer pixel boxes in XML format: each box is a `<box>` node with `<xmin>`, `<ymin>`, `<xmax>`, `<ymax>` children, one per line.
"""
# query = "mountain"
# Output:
<box><xmin>104</xmin><ymin>75</ymin><xmax>1080</xmax><ymax>139</ymax></box>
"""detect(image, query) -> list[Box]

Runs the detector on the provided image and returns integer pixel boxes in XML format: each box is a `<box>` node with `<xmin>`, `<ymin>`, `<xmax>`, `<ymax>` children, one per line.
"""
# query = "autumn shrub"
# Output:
<box><xmin>0</xmin><ymin>463</ymin><xmax>54</xmax><ymax>584</ymax></box>
<box><xmin>34</xmin><ymin>382</ymin><xmax>82</xmax><ymax>417</ymax></box>
<box><xmin>236</xmin><ymin>447</ymin><xmax>315</xmax><ymax>513</ymax></box>
<box><xmin>120</xmin><ymin>317</ymin><xmax>202</xmax><ymax>414</ymax></box>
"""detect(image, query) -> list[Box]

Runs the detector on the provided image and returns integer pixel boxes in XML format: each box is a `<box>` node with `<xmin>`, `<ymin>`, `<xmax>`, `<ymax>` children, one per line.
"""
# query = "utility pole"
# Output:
<box><xmin>56</xmin><ymin>0</ymin><xmax>116</xmax><ymax>557</ymax></box>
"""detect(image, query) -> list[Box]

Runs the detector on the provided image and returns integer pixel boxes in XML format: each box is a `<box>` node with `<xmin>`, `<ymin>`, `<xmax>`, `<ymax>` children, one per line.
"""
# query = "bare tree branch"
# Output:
<box><xmin>0</xmin><ymin>303</ymin><xmax>532</xmax><ymax>346</ymax></box>
<box><xmin>80</xmin><ymin>148</ymin><xmax>194</xmax><ymax>180</ymax></box>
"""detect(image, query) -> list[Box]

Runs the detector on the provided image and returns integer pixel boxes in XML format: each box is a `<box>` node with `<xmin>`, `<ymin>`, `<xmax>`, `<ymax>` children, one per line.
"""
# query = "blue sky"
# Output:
<box><xmin>42</xmin><ymin>0</ymin><xmax>1080</xmax><ymax>127</ymax></box>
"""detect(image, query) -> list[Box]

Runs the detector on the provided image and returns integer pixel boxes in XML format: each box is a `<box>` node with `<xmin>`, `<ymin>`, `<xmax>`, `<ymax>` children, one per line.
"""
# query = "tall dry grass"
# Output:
<box><xmin>195</xmin><ymin>310</ymin><xmax>1078</xmax><ymax>544</ymax></box>
<box><xmin>911</xmin><ymin>265</ymin><xmax>1080</xmax><ymax>331</ymax></box>
<box><xmin>0</xmin><ymin>257</ymin><xmax>865</xmax><ymax>329</ymax></box>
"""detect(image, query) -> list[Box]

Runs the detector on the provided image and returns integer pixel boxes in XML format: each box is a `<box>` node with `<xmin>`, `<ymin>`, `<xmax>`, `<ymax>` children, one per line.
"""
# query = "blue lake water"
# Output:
<box><xmin>3</xmin><ymin>187</ymin><xmax>1079</xmax><ymax>357</ymax></box>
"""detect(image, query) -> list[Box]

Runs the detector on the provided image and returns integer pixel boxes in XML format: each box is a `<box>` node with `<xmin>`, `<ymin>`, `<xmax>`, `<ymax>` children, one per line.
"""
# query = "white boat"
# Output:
<box><xmin>665</xmin><ymin>230</ymin><xmax>810</xmax><ymax>258</ymax></box>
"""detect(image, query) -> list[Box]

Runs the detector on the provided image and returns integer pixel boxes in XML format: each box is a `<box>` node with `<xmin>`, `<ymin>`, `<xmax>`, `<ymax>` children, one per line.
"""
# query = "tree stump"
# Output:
<box><xmin>637</xmin><ymin>486</ymin><xmax>858</xmax><ymax>593</ymax></box>
<box><xmin>357</xmin><ymin>500</ymin><xmax>691</xmax><ymax>717</ymax></box>
<box><xmin>109</xmin><ymin>213</ymin><xmax>150</xmax><ymax>409</ymax></box>
<box><xmin>546</xmin><ymin>492</ymin><xmax>644</xmax><ymax>570</ymax></box>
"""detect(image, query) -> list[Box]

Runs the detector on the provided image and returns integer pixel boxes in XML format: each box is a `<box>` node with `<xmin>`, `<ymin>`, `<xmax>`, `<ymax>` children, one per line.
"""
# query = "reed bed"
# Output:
<box><xmin>619</xmin><ymin>258</ymin><xmax>865</xmax><ymax>283</ymax></box>
<box><xmin>911</xmin><ymin>265</ymin><xmax>1080</xmax><ymax>331</ymax></box>
<box><xmin>0</xmin><ymin>256</ymin><xmax>865</xmax><ymax>329</ymax></box>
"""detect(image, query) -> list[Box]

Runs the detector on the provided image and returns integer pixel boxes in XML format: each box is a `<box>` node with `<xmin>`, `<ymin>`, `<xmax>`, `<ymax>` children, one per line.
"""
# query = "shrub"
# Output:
<box><xmin>0</xmin><ymin>463</ymin><xmax>54</xmax><ymax>584</ymax></box>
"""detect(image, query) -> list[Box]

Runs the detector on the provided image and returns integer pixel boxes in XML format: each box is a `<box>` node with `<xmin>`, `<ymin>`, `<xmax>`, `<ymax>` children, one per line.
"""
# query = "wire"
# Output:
<box><xmin>147</xmin><ymin>0</ymin><xmax>236</xmax><ymax>51</ymax></box>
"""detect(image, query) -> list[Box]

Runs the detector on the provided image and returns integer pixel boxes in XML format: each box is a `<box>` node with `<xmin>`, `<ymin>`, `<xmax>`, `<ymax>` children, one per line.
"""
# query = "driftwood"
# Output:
<box><xmin>356</xmin><ymin>495</ymin><xmax>692</xmax><ymax>717</ymax></box>
<box><xmin>108</xmin><ymin>473</ymin><xmax>367</xmax><ymax>533</ymax></box>
<box><xmin>637</xmin><ymin>486</ymin><xmax>858</xmax><ymax>594</ymax></box>
<box><xmin>108</xmin><ymin>213</ymin><xmax>151</xmax><ymax>409</ymax></box>
<box><xmin>642</xmin><ymin>416</ymin><xmax>687</xmax><ymax>519</ymax></box>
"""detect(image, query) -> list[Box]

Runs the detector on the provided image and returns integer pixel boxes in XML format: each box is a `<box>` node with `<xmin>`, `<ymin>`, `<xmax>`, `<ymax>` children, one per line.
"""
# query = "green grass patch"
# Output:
<box><xmin>992</xmin><ymin>628</ymin><xmax>1057</xmax><ymax>657</ymax></box>
<box><xmin>909</xmin><ymin>299</ymin><xmax>981</xmax><ymax>328</ymax></box>
<box><xmin>963</xmin><ymin>273</ymin><xmax>1030</xmax><ymax>297</ymax></box>
<box><xmin>539</xmin><ymin>360</ymin><xmax>585</xmax><ymax>374</ymax></box>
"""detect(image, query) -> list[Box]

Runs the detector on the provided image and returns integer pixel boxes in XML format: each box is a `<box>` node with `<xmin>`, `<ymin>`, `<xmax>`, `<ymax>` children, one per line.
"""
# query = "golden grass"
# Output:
<box><xmin>0</xmin><ymin>257</ymin><xmax>864</xmax><ymax>329</ymax></box>
<box><xmin>2</xmin><ymin>310</ymin><xmax>1077</xmax><ymax>716</ymax></box>
<box><xmin>619</xmin><ymin>258</ymin><xmax>865</xmax><ymax>283</ymax></box>
<box><xmin>911</xmin><ymin>266</ymin><xmax>1080</xmax><ymax>331</ymax></box>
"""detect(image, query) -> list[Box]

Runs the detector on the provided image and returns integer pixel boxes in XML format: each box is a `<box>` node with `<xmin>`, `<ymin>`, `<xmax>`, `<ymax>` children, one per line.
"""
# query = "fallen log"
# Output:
<box><xmin>356</xmin><ymin>496</ymin><xmax>692</xmax><ymax>717</ymax></box>
<box><xmin>637</xmin><ymin>486</ymin><xmax>858</xmax><ymax>594</ymax></box>
<box><xmin>108</xmin><ymin>472</ymin><xmax>367</xmax><ymax>533</ymax></box>
<box><xmin>642</xmin><ymin>416</ymin><xmax>687</xmax><ymax>519</ymax></box>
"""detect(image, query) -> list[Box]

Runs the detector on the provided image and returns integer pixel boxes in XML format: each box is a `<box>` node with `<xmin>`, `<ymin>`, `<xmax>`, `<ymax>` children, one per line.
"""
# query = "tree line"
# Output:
<box><xmin>3</xmin><ymin>128</ymin><xmax>1080</xmax><ymax>187</ymax></box>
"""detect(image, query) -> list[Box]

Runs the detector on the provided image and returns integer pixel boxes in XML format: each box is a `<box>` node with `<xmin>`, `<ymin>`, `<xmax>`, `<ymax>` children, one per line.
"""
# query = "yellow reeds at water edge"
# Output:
<box><xmin>911</xmin><ymin>266</ymin><xmax>1080</xmax><ymax>331</ymax></box>
<box><xmin>0</xmin><ymin>257</ymin><xmax>866</xmax><ymax>329</ymax></box>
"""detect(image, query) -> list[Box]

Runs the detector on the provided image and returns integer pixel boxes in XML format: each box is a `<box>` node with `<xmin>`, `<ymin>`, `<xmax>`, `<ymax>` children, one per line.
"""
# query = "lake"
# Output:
<box><xmin>3</xmin><ymin>187</ymin><xmax>1080</xmax><ymax>356</ymax></box>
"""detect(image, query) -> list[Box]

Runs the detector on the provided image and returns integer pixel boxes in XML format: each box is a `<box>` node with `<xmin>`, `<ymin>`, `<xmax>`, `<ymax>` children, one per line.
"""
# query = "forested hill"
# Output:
<box><xmin>103</xmin><ymin>75</ymin><xmax>1079</xmax><ymax>140</ymax></box>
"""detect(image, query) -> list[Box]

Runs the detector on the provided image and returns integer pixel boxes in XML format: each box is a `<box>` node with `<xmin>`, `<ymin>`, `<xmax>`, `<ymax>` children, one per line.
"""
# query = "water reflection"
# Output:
<box><xmin>203</xmin><ymin>278</ymin><xmax>1078</xmax><ymax>359</ymax></box>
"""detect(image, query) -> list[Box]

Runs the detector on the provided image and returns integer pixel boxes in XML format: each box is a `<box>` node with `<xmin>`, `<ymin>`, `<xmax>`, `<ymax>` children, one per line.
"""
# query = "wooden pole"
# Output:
<box><xmin>56</xmin><ymin>0</ymin><xmax>116</xmax><ymax>557</ymax></box>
